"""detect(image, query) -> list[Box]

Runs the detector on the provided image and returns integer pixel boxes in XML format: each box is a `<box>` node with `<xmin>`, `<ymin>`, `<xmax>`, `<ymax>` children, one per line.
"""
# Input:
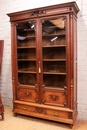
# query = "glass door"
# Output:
<box><xmin>41</xmin><ymin>16</ymin><xmax>68</xmax><ymax>106</ymax></box>
<box><xmin>16</xmin><ymin>20</ymin><xmax>38</xmax><ymax>102</ymax></box>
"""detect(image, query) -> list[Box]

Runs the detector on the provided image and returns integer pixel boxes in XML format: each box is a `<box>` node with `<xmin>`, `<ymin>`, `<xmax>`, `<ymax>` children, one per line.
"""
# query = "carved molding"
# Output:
<box><xmin>30</xmin><ymin>10</ymin><xmax>46</xmax><ymax>16</ymax></box>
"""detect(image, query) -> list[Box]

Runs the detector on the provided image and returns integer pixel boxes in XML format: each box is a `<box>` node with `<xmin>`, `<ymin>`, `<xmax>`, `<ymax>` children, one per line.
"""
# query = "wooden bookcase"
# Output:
<box><xmin>7</xmin><ymin>2</ymin><xmax>79</xmax><ymax>127</ymax></box>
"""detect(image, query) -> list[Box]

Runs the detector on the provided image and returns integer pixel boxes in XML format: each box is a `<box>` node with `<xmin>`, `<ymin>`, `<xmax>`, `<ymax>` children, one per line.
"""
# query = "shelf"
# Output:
<box><xmin>43</xmin><ymin>72</ymin><xmax>66</xmax><ymax>75</ymax></box>
<box><xmin>18</xmin><ymin>70</ymin><xmax>36</xmax><ymax>74</ymax></box>
<box><xmin>18</xmin><ymin>84</ymin><xmax>36</xmax><ymax>87</ymax></box>
<box><xmin>42</xmin><ymin>34</ymin><xmax>66</xmax><ymax>37</ymax></box>
<box><xmin>43</xmin><ymin>45</ymin><xmax>66</xmax><ymax>48</ymax></box>
<box><xmin>17</xmin><ymin>36</ymin><xmax>36</xmax><ymax>40</ymax></box>
<box><xmin>18</xmin><ymin>59</ymin><xmax>36</xmax><ymax>61</ymax></box>
<box><xmin>43</xmin><ymin>59</ymin><xmax>66</xmax><ymax>61</ymax></box>
<box><xmin>17</xmin><ymin>46</ymin><xmax>36</xmax><ymax>49</ymax></box>
<box><xmin>43</xmin><ymin>86</ymin><xmax>65</xmax><ymax>90</ymax></box>
<box><xmin>18</xmin><ymin>28</ymin><xmax>35</xmax><ymax>32</ymax></box>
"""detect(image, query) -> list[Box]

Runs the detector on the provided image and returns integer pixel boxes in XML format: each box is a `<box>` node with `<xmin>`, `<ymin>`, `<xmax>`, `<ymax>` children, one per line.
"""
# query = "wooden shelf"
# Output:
<box><xmin>42</xmin><ymin>34</ymin><xmax>66</xmax><ymax>37</ymax></box>
<box><xmin>18</xmin><ymin>59</ymin><xmax>36</xmax><ymax>61</ymax></box>
<box><xmin>17</xmin><ymin>46</ymin><xmax>36</xmax><ymax>49</ymax></box>
<box><xmin>43</xmin><ymin>72</ymin><xmax>66</xmax><ymax>75</ymax></box>
<box><xmin>18</xmin><ymin>70</ymin><xmax>36</xmax><ymax>74</ymax></box>
<box><xmin>43</xmin><ymin>45</ymin><xmax>66</xmax><ymax>48</ymax></box>
<box><xmin>43</xmin><ymin>59</ymin><xmax>66</xmax><ymax>61</ymax></box>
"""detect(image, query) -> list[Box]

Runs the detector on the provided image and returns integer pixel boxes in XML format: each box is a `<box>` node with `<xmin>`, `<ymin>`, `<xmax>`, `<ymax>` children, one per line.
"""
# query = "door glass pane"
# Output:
<box><xmin>17</xmin><ymin>21</ymin><xmax>37</xmax><ymax>86</ymax></box>
<box><xmin>42</xmin><ymin>17</ymin><xmax>66</xmax><ymax>89</ymax></box>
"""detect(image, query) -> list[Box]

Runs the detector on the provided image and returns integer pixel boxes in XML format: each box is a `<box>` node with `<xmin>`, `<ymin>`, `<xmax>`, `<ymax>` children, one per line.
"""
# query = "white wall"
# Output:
<box><xmin>0</xmin><ymin>0</ymin><xmax>87</xmax><ymax>120</ymax></box>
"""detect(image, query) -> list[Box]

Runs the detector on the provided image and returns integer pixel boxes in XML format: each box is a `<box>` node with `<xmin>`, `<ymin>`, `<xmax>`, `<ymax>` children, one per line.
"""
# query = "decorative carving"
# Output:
<box><xmin>24</xmin><ymin>92</ymin><xmax>32</xmax><ymax>98</ymax></box>
<box><xmin>69</xmin><ymin>113</ymin><xmax>73</xmax><ymax>119</ymax></box>
<box><xmin>35</xmin><ymin>89</ymin><xmax>38</xmax><ymax>92</ymax></box>
<box><xmin>30</xmin><ymin>10</ymin><xmax>46</xmax><ymax>16</ymax></box>
<box><xmin>35</xmin><ymin>107</ymin><xmax>44</xmax><ymax>113</ymax></box>
<box><xmin>42</xmin><ymin>90</ymin><xmax>45</xmax><ymax>93</ymax></box>
<box><xmin>49</xmin><ymin>94</ymin><xmax>59</xmax><ymax>101</ymax></box>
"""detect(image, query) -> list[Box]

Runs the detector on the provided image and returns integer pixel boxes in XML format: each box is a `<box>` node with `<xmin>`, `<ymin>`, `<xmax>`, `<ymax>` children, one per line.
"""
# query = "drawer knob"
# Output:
<box><xmin>23</xmin><ymin>107</ymin><xmax>27</xmax><ymax>110</ymax></box>
<box><xmin>54</xmin><ymin>113</ymin><xmax>59</xmax><ymax>116</ymax></box>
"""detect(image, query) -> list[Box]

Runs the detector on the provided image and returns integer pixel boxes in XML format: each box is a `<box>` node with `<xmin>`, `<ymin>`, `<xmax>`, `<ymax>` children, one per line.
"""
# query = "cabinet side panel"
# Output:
<box><xmin>0</xmin><ymin>40</ymin><xmax>4</xmax><ymax>73</ymax></box>
<box><xmin>11</xmin><ymin>23</ymin><xmax>17</xmax><ymax>100</ymax></box>
<box><xmin>73</xmin><ymin>16</ymin><xmax>77</xmax><ymax>109</ymax></box>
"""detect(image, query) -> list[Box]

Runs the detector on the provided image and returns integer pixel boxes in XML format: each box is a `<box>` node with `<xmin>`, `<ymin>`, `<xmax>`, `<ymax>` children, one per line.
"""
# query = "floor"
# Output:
<box><xmin>0</xmin><ymin>106</ymin><xmax>87</xmax><ymax>130</ymax></box>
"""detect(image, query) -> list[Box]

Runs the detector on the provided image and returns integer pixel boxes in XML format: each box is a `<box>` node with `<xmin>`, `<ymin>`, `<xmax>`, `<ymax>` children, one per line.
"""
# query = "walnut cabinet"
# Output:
<box><xmin>7</xmin><ymin>1</ymin><xmax>79</xmax><ymax>127</ymax></box>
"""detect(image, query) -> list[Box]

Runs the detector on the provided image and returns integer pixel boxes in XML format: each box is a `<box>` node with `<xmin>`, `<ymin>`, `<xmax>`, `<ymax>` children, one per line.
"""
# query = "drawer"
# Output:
<box><xmin>17</xmin><ymin>88</ymin><xmax>38</xmax><ymax>102</ymax></box>
<box><xmin>46</xmin><ymin>109</ymin><xmax>69</xmax><ymax>119</ymax></box>
<box><xmin>15</xmin><ymin>104</ymin><xmax>35</xmax><ymax>112</ymax></box>
<box><xmin>42</xmin><ymin>90</ymin><xmax>67</xmax><ymax>106</ymax></box>
<box><xmin>15</xmin><ymin>104</ymin><xmax>45</xmax><ymax>115</ymax></box>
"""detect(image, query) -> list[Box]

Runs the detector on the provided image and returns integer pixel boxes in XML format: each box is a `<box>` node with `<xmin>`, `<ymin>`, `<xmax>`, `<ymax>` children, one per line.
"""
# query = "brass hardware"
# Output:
<box><xmin>39</xmin><ymin>67</ymin><xmax>41</xmax><ymax>73</ymax></box>
<box><xmin>39</xmin><ymin>61</ymin><xmax>41</xmax><ymax>73</ymax></box>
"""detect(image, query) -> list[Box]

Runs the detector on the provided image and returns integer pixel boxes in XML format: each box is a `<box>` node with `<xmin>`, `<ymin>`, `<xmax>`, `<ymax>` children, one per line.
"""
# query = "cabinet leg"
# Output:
<box><xmin>14</xmin><ymin>113</ymin><xmax>17</xmax><ymax>117</ymax></box>
<box><xmin>69</xmin><ymin>124</ymin><xmax>73</xmax><ymax>129</ymax></box>
<box><xmin>1</xmin><ymin>113</ymin><xmax>4</xmax><ymax>120</ymax></box>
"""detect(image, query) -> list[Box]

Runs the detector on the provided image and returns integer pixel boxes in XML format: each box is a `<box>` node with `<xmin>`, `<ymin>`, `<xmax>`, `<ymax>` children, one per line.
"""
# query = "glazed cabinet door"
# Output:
<box><xmin>16</xmin><ymin>20</ymin><xmax>38</xmax><ymax>103</ymax></box>
<box><xmin>41</xmin><ymin>16</ymin><xmax>69</xmax><ymax>107</ymax></box>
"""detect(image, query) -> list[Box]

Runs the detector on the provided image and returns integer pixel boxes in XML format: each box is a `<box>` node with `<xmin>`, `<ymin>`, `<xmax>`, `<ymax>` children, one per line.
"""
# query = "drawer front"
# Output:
<box><xmin>16</xmin><ymin>104</ymin><xmax>35</xmax><ymax>112</ymax></box>
<box><xmin>42</xmin><ymin>90</ymin><xmax>67</xmax><ymax>106</ymax></box>
<box><xmin>17</xmin><ymin>88</ymin><xmax>38</xmax><ymax>102</ymax></box>
<box><xmin>15</xmin><ymin>104</ymin><xmax>45</xmax><ymax>115</ymax></box>
<box><xmin>46</xmin><ymin>109</ymin><xmax>69</xmax><ymax>119</ymax></box>
<box><xmin>15</xmin><ymin>103</ymin><xmax>71</xmax><ymax>121</ymax></box>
